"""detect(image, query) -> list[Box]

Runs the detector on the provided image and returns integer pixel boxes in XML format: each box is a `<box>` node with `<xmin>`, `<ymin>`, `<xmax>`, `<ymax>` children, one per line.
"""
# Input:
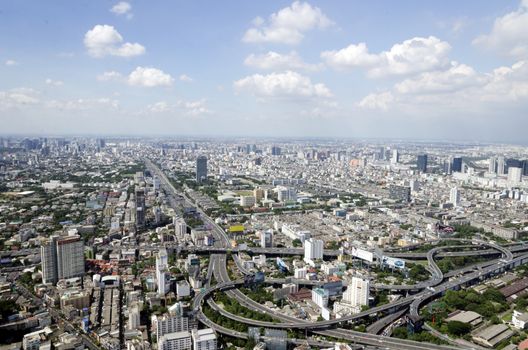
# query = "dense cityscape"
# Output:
<box><xmin>2</xmin><ymin>0</ymin><xmax>528</xmax><ymax>349</ymax></box>
<box><xmin>0</xmin><ymin>137</ymin><xmax>528</xmax><ymax>350</ymax></box>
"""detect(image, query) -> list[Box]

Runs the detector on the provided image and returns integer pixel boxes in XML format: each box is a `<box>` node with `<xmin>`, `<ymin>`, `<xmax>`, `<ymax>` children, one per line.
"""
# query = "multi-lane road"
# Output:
<box><xmin>149</xmin><ymin>160</ymin><xmax>517</xmax><ymax>350</ymax></box>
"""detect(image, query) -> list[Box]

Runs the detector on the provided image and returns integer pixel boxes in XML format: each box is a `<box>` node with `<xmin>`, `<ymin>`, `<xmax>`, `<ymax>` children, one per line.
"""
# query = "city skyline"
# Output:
<box><xmin>1</xmin><ymin>1</ymin><xmax>528</xmax><ymax>142</ymax></box>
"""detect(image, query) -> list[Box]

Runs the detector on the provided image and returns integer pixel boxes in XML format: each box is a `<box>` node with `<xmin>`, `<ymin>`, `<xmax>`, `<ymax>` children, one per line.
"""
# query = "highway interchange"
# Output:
<box><xmin>147</xmin><ymin>160</ymin><xmax>524</xmax><ymax>350</ymax></box>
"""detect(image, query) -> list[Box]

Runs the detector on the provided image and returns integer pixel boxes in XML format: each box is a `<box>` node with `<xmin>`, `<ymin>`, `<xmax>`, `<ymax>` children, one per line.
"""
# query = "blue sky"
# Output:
<box><xmin>1</xmin><ymin>1</ymin><xmax>527</xmax><ymax>142</ymax></box>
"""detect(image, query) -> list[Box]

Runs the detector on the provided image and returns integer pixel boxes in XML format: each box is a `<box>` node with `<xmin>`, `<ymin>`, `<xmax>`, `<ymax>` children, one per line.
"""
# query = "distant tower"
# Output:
<box><xmin>196</xmin><ymin>156</ymin><xmax>208</xmax><ymax>183</ymax></box>
<box><xmin>497</xmin><ymin>156</ymin><xmax>505</xmax><ymax>175</ymax></box>
<box><xmin>416</xmin><ymin>154</ymin><xmax>428</xmax><ymax>173</ymax></box>
<box><xmin>343</xmin><ymin>276</ymin><xmax>370</xmax><ymax>308</ymax></box>
<box><xmin>391</xmin><ymin>149</ymin><xmax>399</xmax><ymax>164</ymax></box>
<box><xmin>156</xmin><ymin>249</ymin><xmax>168</xmax><ymax>296</ymax></box>
<box><xmin>450</xmin><ymin>187</ymin><xmax>460</xmax><ymax>207</ymax></box>
<box><xmin>135</xmin><ymin>189</ymin><xmax>146</xmax><ymax>229</ymax></box>
<box><xmin>488</xmin><ymin>157</ymin><xmax>497</xmax><ymax>174</ymax></box>
<box><xmin>452</xmin><ymin>157</ymin><xmax>463</xmax><ymax>173</ymax></box>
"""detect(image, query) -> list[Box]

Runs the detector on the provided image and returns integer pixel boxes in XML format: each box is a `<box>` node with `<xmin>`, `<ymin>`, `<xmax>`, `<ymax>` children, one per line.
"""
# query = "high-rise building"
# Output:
<box><xmin>128</xmin><ymin>304</ymin><xmax>141</xmax><ymax>330</ymax></box>
<box><xmin>343</xmin><ymin>277</ymin><xmax>369</xmax><ymax>308</ymax></box>
<box><xmin>192</xmin><ymin>329</ymin><xmax>217</xmax><ymax>350</ymax></box>
<box><xmin>158</xmin><ymin>331</ymin><xmax>191</xmax><ymax>350</ymax></box>
<box><xmin>304</xmin><ymin>238</ymin><xmax>323</xmax><ymax>265</ymax></box>
<box><xmin>450</xmin><ymin>187</ymin><xmax>460</xmax><ymax>207</ymax></box>
<box><xmin>452</xmin><ymin>157</ymin><xmax>463</xmax><ymax>173</ymax></box>
<box><xmin>260</xmin><ymin>229</ymin><xmax>273</xmax><ymax>248</ymax></box>
<box><xmin>389</xmin><ymin>185</ymin><xmax>411</xmax><ymax>203</ymax></box>
<box><xmin>271</xmin><ymin>146</ymin><xmax>281</xmax><ymax>156</ymax></box>
<box><xmin>196</xmin><ymin>156</ymin><xmax>208</xmax><ymax>183</ymax></box>
<box><xmin>416</xmin><ymin>154</ymin><xmax>428</xmax><ymax>173</ymax></box>
<box><xmin>41</xmin><ymin>235</ymin><xmax>85</xmax><ymax>284</ymax></box>
<box><xmin>156</xmin><ymin>249</ymin><xmax>168</xmax><ymax>296</ymax></box>
<box><xmin>508</xmin><ymin>167</ymin><xmax>523</xmax><ymax>184</ymax></box>
<box><xmin>497</xmin><ymin>156</ymin><xmax>505</xmax><ymax>175</ymax></box>
<box><xmin>488</xmin><ymin>157</ymin><xmax>497</xmax><ymax>174</ymax></box>
<box><xmin>135</xmin><ymin>189</ymin><xmax>146</xmax><ymax>229</ymax></box>
<box><xmin>390</xmin><ymin>149</ymin><xmax>399</xmax><ymax>164</ymax></box>
<box><xmin>152</xmin><ymin>309</ymin><xmax>189</xmax><ymax>343</ymax></box>
<box><xmin>174</xmin><ymin>218</ymin><xmax>187</xmax><ymax>238</ymax></box>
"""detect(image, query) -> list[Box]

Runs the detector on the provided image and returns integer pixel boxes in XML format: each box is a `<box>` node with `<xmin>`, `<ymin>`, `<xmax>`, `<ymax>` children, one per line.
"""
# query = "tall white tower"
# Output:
<box><xmin>450</xmin><ymin>187</ymin><xmax>460</xmax><ymax>207</ymax></box>
<box><xmin>156</xmin><ymin>249</ymin><xmax>168</xmax><ymax>296</ymax></box>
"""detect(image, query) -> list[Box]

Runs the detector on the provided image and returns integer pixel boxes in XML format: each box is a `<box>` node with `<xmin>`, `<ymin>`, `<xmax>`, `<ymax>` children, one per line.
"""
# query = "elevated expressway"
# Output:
<box><xmin>149</xmin><ymin>160</ymin><xmax>517</xmax><ymax>349</ymax></box>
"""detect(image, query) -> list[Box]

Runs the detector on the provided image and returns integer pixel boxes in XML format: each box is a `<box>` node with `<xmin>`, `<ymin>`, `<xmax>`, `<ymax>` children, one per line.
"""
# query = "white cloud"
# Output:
<box><xmin>97</xmin><ymin>71</ymin><xmax>123</xmax><ymax>82</ymax></box>
<box><xmin>84</xmin><ymin>24</ymin><xmax>145</xmax><ymax>58</ymax></box>
<box><xmin>45</xmin><ymin>78</ymin><xmax>64</xmax><ymax>87</ymax></box>
<box><xmin>322</xmin><ymin>36</ymin><xmax>451</xmax><ymax>78</ymax></box>
<box><xmin>473</xmin><ymin>0</ymin><xmax>528</xmax><ymax>59</ymax></box>
<box><xmin>242</xmin><ymin>1</ymin><xmax>333</xmax><ymax>45</ymax></box>
<box><xmin>110</xmin><ymin>1</ymin><xmax>132</xmax><ymax>18</ymax></box>
<box><xmin>244</xmin><ymin>51</ymin><xmax>321</xmax><ymax>71</ymax></box>
<box><xmin>394</xmin><ymin>62</ymin><xmax>483</xmax><ymax>94</ymax></box>
<box><xmin>147</xmin><ymin>99</ymin><xmax>211</xmax><ymax>115</ymax></box>
<box><xmin>358</xmin><ymin>60</ymin><xmax>528</xmax><ymax>111</ymax></box>
<box><xmin>179</xmin><ymin>74</ymin><xmax>193</xmax><ymax>83</ymax></box>
<box><xmin>357</xmin><ymin>92</ymin><xmax>394</xmax><ymax>111</ymax></box>
<box><xmin>234</xmin><ymin>70</ymin><xmax>332</xmax><ymax>98</ymax></box>
<box><xmin>0</xmin><ymin>88</ymin><xmax>40</xmax><ymax>109</ymax></box>
<box><xmin>46</xmin><ymin>98</ymin><xmax>119</xmax><ymax>111</ymax></box>
<box><xmin>128</xmin><ymin>67</ymin><xmax>174</xmax><ymax>87</ymax></box>
<box><xmin>5</xmin><ymin>59</ymin><xmax>18</xmax><ymax>66</ymax></box>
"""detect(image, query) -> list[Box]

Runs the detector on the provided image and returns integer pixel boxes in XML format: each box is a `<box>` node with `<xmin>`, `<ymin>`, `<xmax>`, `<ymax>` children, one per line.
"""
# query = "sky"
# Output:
<box><xmin>1</xmin><ymin>1</ymin><xmax>527</xmax><ymax>142</ymax></box>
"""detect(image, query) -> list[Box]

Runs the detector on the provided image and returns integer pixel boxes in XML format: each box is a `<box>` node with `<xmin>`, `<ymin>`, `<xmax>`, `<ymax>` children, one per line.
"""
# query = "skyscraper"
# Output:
<box><xmin>497</xmin><ymin>156</ymin><xmax>505</xmax><ymax>175</ymax></box>
<box><xmin>135</xmin><ymin>189</ymin><xmax>146</xmax><ymax>229</ymax></box>
<box><xmin>156</xmin><ymin>249</ymin><xmax>168</xmax><ymax>296</ymax></box>
<box><xmin>41</xmin><ymin>235</ymin><xmax>85</xmax><ymax>284</ymax></box>
<box><xmin>260</xmin><ymin>229</ymin><xmax>273</xmax><ymax>248</ymax></box>
<box><xmin>304</xmin><ymin>238</ymin><xmax>323</xmax><ymax>266</ymax></box>
<box><xmin>488</xmin><ymin>157</ymin><xmax>497</xmax><ymax>174</ymax></box>
<box><xmin>416</xmin><ymin>154</ymin><xmax>428</xmax><ymax>173</ymax></box>
<box><xmin>391</xmin><ymin>149</ymin><xmax>399</xmax><ymax>164</ymax></box>
<box><xmin>508</xmin><ymin>167</ymin><xmax>523</xmax><ymax>184</ymax></box>
<box><xmin>452</xmin><ymin>157</ymin><xmax>463</xmax><ymax>172</ymax></box>
<box><xmin>271</xmin><ymin>146</ymin><xmax>281</xmax><ymax>156</ymax></box>
<box><xmin>450</xmin><ymin>187</ymin><xmax>460</xmax><ymax>207</ymax></box>
<box><xmin>196</xmin><ymin>156</ymin><xmax>208</xmax><ymax>183</ymax></box>
<box><xmin>343</xmin><ymin>276</ymin><xmax>369</xmax><ymax>308</ymax></box>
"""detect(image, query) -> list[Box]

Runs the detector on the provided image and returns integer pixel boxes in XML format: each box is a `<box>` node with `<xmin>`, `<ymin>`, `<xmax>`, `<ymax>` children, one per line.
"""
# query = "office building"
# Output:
<box><xmin>497</xmin><ymin>156</ymin><xmax>505</xmax><ymax>175</ymax></box>
<box><xmin>192</xmin><ymin>329</ymin><xmax>217</xmax><ymax>350</ymax></box>
<box><xmin>260</xmin><ymin>229</ymin><xmax>273</xmax><ymax>248</ymax></box>
<box><xmin>156</xmin><ymin>249</ymin><xmax>168</xmax><ymax>296</ymax></box>
<box><xmin>390</xmin><ymin>149</ymin><xmax>399</xmax><ymax>164</ymax></box>
<box><xmin>158</xmin><ymin>331</ymin><xmax>191</xmax><ymax>350</ymax></box>
<box><xmin>489</xmin><ymin>157</ymin><xmax>497</xmax><ymax>174</ymax></box>
<box><xmin>152</xmin><ymin>312</ymin><xmax>189</xmax><ymax>343</ymax></box>
<box><xmin>128</xmin><ymin>304</ymin><xmax>141</xmax><ymax>330</ymax></box>
<box><xmin>450</xmin><ymin>187</ymin><xmax>460</xmax><ymax>207</ymax></box>
<box><xmin>239</xmin><ymin>195</ymin><xmax>256</xmax><ymax>207</ymax></box>
<box><xmin>271</xmin><ymin>146</ymin><xmax>281</xmax><ymax>156</ymax></box>
<box><xmin>508</xmin><ymin>167</ymin><xmax>523</xmax><ymax>184</ymax></box>
<box><xmin>452</xmin><ymin>157</ymin><xmax>463</xmax><ymax>173</ymax></box>
<box><xmin>304</xmin><ymin>238</ymin><xmax>323</xmax><ymax>265</ymax></box>
<box><xmin>416</xmin><ymin>154</ymin><xmax>428</xmax><ymax>172</ymax></box>
<box><xmin>196</xmin><ymin>156</ymin><xmax>208</xmax><ymax>183</ymax></box>
<box><xmin>389</xmin><ymin>185</ymin><xmax>411</xmax><ymax>203</ymax></box>
<box><xmin>41</xmin><ymin>235</ymin><xmax>85</xmax><ymax>284</ymax></box>
<box><xmin>135</xmin><ymin>189</ymin><xmax>146</xmax><ymax>228</ymax></box>
<box><xmin>174</xmin><ymin>218</ymin><xmax>187</xmax><ymax>237</ymax></box>
<box><xmin>343</xmin><ymin>276</ymin><xmax>370</xmax><ymax>308</ymax></box>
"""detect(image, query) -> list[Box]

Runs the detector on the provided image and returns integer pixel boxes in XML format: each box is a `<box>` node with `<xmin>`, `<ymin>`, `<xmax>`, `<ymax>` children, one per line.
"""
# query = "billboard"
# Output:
<box><xmin>351</xmin><ymin>247</ymin><xmax>374</xmax><ymax>263</ymax></box>
<box><xmin>382</xmin><ymin>256</ymin><xmax>405</xmax><ymax>269</ymax></box>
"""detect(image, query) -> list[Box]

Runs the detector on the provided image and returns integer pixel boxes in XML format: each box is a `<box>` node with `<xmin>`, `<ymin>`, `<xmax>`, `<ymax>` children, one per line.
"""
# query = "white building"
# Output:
<box><xmin>158</xmin><ymin>331</ymin><xmax>191</xmax><ymax>350</ymax></box>
<box><xmin>176</xmin><ymin>280</ymin><xmax>191</xmax><ymax>298</ymax></box>
<box><xmin>304</xmin><ymin>238</ymin><xmax>323</xmax><ymax>266</ymax></box>
<box><xmin>512</xmin><ymin>310</ymin><xmax>528</xmax><ymax>329</ymax></box>
<box><xmin>156</xmin><ymin>249</ymin><xmax>169</xmax><ymax>296</ymax></box>
<box><xmin>152</xmin><ymin>313</ymin><xmax>189</xmax><ymax>343</ymax></box>
<box><xmin>128</xmin><ymin>304</ymin><xmax>141</xmax><ymax>330</ymax></box>
<box><xmin>239</xmin><ymin>196</ymin><xmax>256</xmax><ymax>207</ymax></box>
<box><xmin>450</xmin><ymin>187</ymin><xmax>460</xmax><ymax>207</ymax></box>
<box><xmin>508</xmin><ymin>167</ymin><xmax>523</xmax><ymax>184</ymax></box>
<box><xmin>174</xmin><ymin>218</ymin><xmax>187</xmax><ymax>238</ymax></box>
<box><xmin>192</xmin><ymin>328</ymin><xmax>217</xmax><ymax>350</ymax></box>
<box><xmin>312</xmin><ymin>288</ymin><xmax>329</xmax><ymax>308</ymax></box>
<box><xmin>260</xmin><ymin>229</ymin><xmax>273</xmax><ymax>248</ymax></box>
<box><xmin>294</xmin><ymin>267</ymin><xmax>307</xmax><ymax>279</ymax></box>
<box><xmin>343</xmin><ymin>276</ymin><xmax>369</xmax><ymax>308</ymax></box>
